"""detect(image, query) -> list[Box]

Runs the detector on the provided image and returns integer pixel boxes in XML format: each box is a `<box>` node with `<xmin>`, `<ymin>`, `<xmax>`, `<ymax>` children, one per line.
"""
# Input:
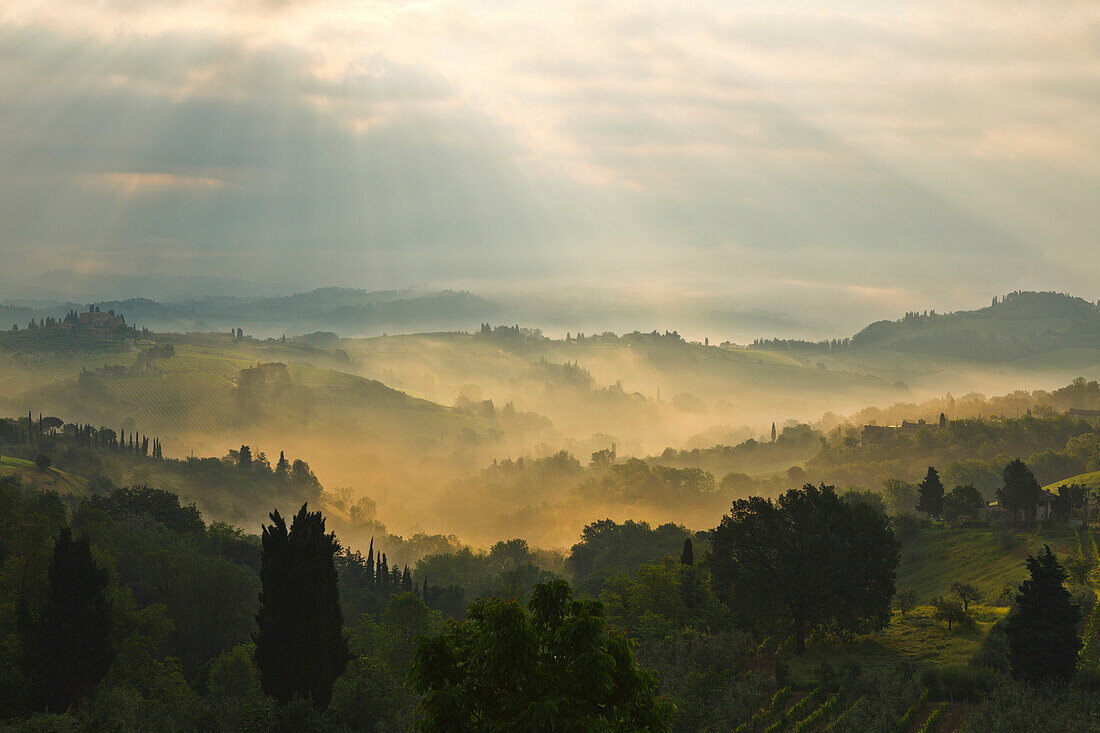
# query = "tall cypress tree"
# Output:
<box><xmin>30</xmin><ymin>528</ymin><xmax>114</xmax><ymax>712</ymax></box>
<box><xmin>1005</xmin><ymin>546</ymin><xmax>1080</xmax><ymax>684</ymax></box>
<box><xmin>916</xmin><ymin>466</ymin><xmax>945</xmax><ymax>518</ymax></box>
<box><xmin>254</xmin><ymin>504</ymin><xmax>349</xmax><ymax>709</ymax></box>
<box><xmin>366</xmin><ymin>537</ymin><xmax>374</xmax><ymax>585</ymax></box>
<box><xmin>680</xmin><ymin>538</ymin><xmax>694</xmax><ymax>566</ymax></box>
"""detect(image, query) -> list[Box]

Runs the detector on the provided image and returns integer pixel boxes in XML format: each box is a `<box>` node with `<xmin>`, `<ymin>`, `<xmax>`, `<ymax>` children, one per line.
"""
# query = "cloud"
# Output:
<box><xmin>81</xmin><ymin>172</ymin><xmax>226</xmax><ymax>194</ymax></box>
<box><xmin>0</xmin><ymin>0</ymin><xmax>1098</xmax><ymax>321</ymax></box>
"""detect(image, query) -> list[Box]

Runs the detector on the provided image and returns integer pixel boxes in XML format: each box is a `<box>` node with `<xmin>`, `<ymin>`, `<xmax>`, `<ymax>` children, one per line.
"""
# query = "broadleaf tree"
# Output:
<box><xmin>707</xmin><ymin>483</ymin><xmax>899</xmax><ymax>654</ymax></box>
<box><xmin>408</xmin><ymin>578</ymin><xmax>670</xmax><ymax>731</ymax></box>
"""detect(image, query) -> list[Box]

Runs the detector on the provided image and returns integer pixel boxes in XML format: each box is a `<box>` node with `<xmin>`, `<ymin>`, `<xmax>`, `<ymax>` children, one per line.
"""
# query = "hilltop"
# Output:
<box><xmin>2</xmin><ymin>289</ymin><xmax>506</xmax><ymax>338</ymax></box>
<box><xmin>849</xmin><ymin>291</ymin><xmax>1100</xmax><ymax>360</ymax></box>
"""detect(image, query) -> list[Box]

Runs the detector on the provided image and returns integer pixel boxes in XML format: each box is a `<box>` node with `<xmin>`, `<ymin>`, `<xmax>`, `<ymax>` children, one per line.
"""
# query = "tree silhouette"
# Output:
<box><xmin>275</xmin><ymin>451</ymin><xmax>289</xmax><ymax>477</ymax></box>
<box><xmin>254</xmin><ymin>504</ymin><xmax>349</xmax><ymax>709</ymax></box>
<box><xmin>998</xmin><ymin>459</ymin><xmax>1042</xmax><ymax>523</ymax></box>
<box><xmin>931</xmin><ymin>595</ymin><xmax>971</xmax><ymax>631</ymax></box>
<box><xmin>29</xmin><ymin>528</ymin><xmax>114</xmax><ymax>712</ymax></box>
<box><xmin>680</xmin><ymin>538</ymin><xmax>694</xmax><ymax>566</ymax></box>
<box><xmin>1005</xmin><ymin>546</ymin><xmax>1080</xmax><ymax>684</ymax></box>
<box><xmin>708</xmin><ymin>483</ymin><xmax>899</xmax><ymax>654</ymax></box>
<box><xmin>916</xmin><ymin>467</ymin><xmax>945</xmax><ymax>518</ymax></box>
<box><xmin>950</xmin><ymin>581</ymin><xmax>982</xmax><ymax>611</ymax></box>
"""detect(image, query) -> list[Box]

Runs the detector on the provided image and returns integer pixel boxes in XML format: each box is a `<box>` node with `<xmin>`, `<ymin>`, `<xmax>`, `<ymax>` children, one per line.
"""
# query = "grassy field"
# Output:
<box><xmin>788</xmin><ymin>604</ymin><xmax>1007</xmax><ymax>684</ymax></box>
<box><xmin>896</xmin><ymin>526</ymin><xmax>1077</xmax><ymax>604</ymax></box>
<box><xmin>786</xmin><ymin>525</ymin><xmax>1079</xmax><ymax>685</ymax></box>
<box><xmin>0</xmin><ymin>455</ymin><xmax>87</xmax><ymax>494</ymax></box>
<box><xmin>1044</xmin><ymin>470</ymin><xmax>1100</xmax><ymax>493</ymax></box>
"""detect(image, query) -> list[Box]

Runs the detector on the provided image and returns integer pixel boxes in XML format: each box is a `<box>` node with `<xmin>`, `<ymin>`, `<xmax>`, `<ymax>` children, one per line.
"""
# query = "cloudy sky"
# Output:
<box><xmin>1</xmin><ymin>0</ymin><xmax>1098</xmax><ymax>330</ymax></box>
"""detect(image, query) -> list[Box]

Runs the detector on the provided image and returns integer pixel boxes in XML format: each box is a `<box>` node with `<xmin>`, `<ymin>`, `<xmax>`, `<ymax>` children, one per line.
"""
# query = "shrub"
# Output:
<box><xmin>34</xmin><ymin>453</ymin><xmax>52</xmax><ymax>470</ymax></box>
<box><xmin>970</xmin><ymin>618</ymin><xmax>1009</xmax><ymax>672</ymax></box>
<box><xmin>996</xmin><ymin>527</ymin><xmax>1022</xmax><ymax>551</ymax></box>
<box><xmin>920</xmin><ymin>664</ymin><xmax>1001</xmax><ymax>702</ymax></box>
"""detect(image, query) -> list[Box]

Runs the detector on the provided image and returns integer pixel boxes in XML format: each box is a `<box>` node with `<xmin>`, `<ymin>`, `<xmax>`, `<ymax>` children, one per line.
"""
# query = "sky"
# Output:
<box><xmin>1</xmin><ymin>0</ymin><xmax>1098</xmax><ymax>332</ymax></box>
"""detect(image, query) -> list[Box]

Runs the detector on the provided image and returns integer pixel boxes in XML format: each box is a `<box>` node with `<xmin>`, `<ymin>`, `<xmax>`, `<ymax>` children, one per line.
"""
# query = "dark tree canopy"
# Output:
<box><xmin>408</xmin><ymin>579</ymin><xmax>670</xmax><ymax>731</ymax></box>
<box><xmin>707</xmin><ymin>483</ymin><xmax>899</xmax><ymax>654</ymax></box>
<box><xmin>254</xmin><ymin>503</ymin><xmax>349</xmax><ymax>710</ymax></box>
<box><xmin>1005</xmin><ymin>546</ymin><xmax>1081</xmax><ymax>685</ymax></box>
<box><xmin>30</xmin><ymin>527</ymin><xmax>114</xmax><ymax>712</ymax></box>
<box><xmin>943</xmin><ymin>483</ymin><xmax>984</xmax><ymax>520</ymax></box>
<box><xmin>915</xmin><ymin>466</ymin><xmax>945</xmax><ymax>518</ymax></box>
<box><xmin>680</xmin><ymin>538</ymin><xmax>694</xmax><ymax>566</ymax></box>
<box><xmin>997</xmin><ymin>459</ymin><xmax>1042</xmax><ymax>523</ymax></box>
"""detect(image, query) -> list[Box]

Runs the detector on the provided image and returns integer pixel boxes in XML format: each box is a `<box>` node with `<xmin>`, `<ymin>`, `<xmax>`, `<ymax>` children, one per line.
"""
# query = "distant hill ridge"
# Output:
<box><xmin>847</xmin><ymin>291</ymin><xmax>1100</xmax><ymax>360</ymax></box>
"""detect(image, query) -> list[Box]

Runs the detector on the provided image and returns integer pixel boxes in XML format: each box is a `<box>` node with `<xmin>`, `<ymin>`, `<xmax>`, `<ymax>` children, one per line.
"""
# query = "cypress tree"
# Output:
<box><xmin>254</xmin><ymin>504</ymin><xmax>349</xmax><ymax>709</ymax></box>
<box><xmin>367</xmin><ymin>537</ymin><xmax>374</xmax><ymax>584</ymax></box>
<box><xmin>680</xmin><ymin>538</ymin><xmax>694</xmax><ymax>566</ymax></box>
<box><xmin>30</xmin><ymin>528</ymin><xmax>114</xmax><ymax>712</ymax></box>
<box><xmin>402</xmin><ymin>566</ymin><xmax>412</xmax><ymax>592</ymax></box>
<box><xmin>916</xmin><ymin>466</ymin><xmax>945</xmax><ymax>518</ymax></box>
<box><xmin>1005</xmin><ymin>546</ymin><xmax>1081</xmax><ymax>684</ymax></box>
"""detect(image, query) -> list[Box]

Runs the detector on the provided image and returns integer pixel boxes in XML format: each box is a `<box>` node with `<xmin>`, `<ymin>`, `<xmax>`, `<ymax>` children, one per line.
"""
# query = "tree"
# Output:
<box><xmin>915</xmin><ymin>467</ymin><xmax>945</xmax><ymax>518</ymax></box>
<box><xmin>254</xmin><ymin>504</ymin><xmax>349</xmax><ymax>709</ymax></box>
<box><xmin>951</xmin><ymin>581</ymin><xmax>983</xmax><ymax>611</ymax></box>
<box><xmin>1052</xmin><ymin>483</ymin><xmax>1085</xmax><ymax>522</ymax></box>
<box><xmin>931</xmin><ymin>596</ymin><xmax>971</xmax><ymax>631</ymax></box>
<box><xmin>238</xmin><ymin>445</ymin><xmax>252</xmax><ymax>470</ymax></box>
<box><xmin>34</xmin><ymin>453</ymin><xmax>52</xmax><ymax>470</ymax></box>
<box><xmin>894</xmin><ymin>588</ymin><xmax>918</xmax><ymax>616</ymax></box>
<box><xmin>771</xmin><ymin>423</ymin><xmax>777</xmax><ymax>442</ymax></box>
<box><xmin>408</xmin><ymin>579</ymin><xmax>670</xmax><ymax>731</ymax></box>
<box><xmin>707</xmin><ymin>483</ymin><xmax>899</xmax><ymax>654</ymax></box>
<box><xmin>998</xmin><ymin>459</ymin><xmax>1042</xmax><ymax>523</ymax></box>
<box><xmin>680</xmin><ymin>538</ymin><xmax>694</xmax><ymax>566</ymax></box>
<box><xmin>275</xmin><ymin>451</ymin><xmax>289</xmax><ymax>477</ymax></box>
<box><xmin>943</xmin><ymin>484</ymin><xmax>984</xmax><ymax>521</ymax></box>
<box><xmin>883</xmin><ymin>479</ymin><xmax>919</xmax><ymax>517</ymax></box>
<box><xmin>939</xmin><ymin>412</ymin><xmax>947</xmax><ymax>429</ymax></box>
<box><xmin>29</xmin><ymin>527</ymin><xmax>114</xmax><ymax>711</ymax></box>
<box><xmin>1005</xmin><ymin>546</ymin><xmax>1081</xmax><ymax>684</ymax></box>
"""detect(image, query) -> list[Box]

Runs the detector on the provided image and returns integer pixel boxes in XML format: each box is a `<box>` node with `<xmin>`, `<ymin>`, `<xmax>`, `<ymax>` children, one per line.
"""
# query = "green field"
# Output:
<box><xmin>896</xmin><ymin>526</ymin><xmax>1076</xmax><ymax>603</ymax></box>
<box><xmin>788</xmin><ymin>604</ymin><xmax>1007</xmax><ymax>683</ymax></box>
<box><xmin>785</xmin><ymin>525</ymin><xmax>1080</xmax><ymax>684</ymax></box>
<box><xmin>1044</xmin><ymin>470</ymin><xmax>1100</xmax><ymax>493</ymax></box>
<box><xmin>0</xmin><ymin>455</ymin><xmax>87</xmax><ymax>494</ymax></box>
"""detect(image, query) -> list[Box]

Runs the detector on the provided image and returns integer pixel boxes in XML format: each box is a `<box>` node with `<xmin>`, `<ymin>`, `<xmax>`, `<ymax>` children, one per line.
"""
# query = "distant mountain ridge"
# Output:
<box><xmin>0</xmin><ymin>288</ymin><xmax>506</xmax><ymax>338</ymax></box>
<box><xmin>5</xmin><ymin>289</ymin><xmax>1100</xmax><ymax>361</ymax></box>
<box><xmin>848</xmin><ymin>291</ymin><xmax>1100</xmax><ymax>361</ymax></box>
